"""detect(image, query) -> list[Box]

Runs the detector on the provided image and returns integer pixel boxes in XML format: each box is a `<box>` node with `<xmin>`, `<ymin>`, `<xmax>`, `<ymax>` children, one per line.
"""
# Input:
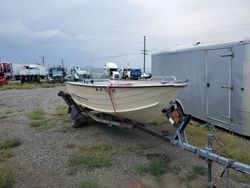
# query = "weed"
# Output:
<box><xmin>78</xmin><ymin>143</ymin><xmax>130</xmax><ymax>154</ymax></box>
<box><xmin>137</xmin><ymin>159</ymin><xmax>168</xmax><ymax>177</ymax></box>
<box><xmin>69</xmin><ymin>153</ymin><xmax>112</xmax><ymax>168</ymax></box>
<box><xmin>53</xmin><ymin>105</ymin><xmax>68</xmax><ymax>116</ymax></box>
<box><xmin>4</xmin><ymin>109</ymin><xmax>12</xmax><ymax>114</ymax></box>
<box><xmin>152</xmin><ymin>114</ymin><xmax>168</xmax><ymax>125</ymax></box>
<box><xmin>0</xmin><ymin>82</ymin><xmax>65</xmax><ymax>91</ymax></box>
<box><xmin>231</xmin><ymin>173</ymin><xmax>250</xmax><ymax>184</ymax></box>
<box><xmin>0</xmin><ymin>115</ymin><xmax>7</xmax><ymax>119</ymax></box>
<box><xmin>78</xmin><ymin>179</ymin><xmax>102</xmax><ymax>188</ymax></box>
<box><xmin>186</xmin><ymin>124</ymin><xmax>250</xmax><ymax>164</ymax></box>
<box><xmin>27</xmin><ymin>108</ymin><xmax>46</xmax><ymax>120</ymax></box>
<box><xmin>0</xmin><ymin>137</ymin><xmax>21</xmax><ymax>150</ymax></box>
<box><xmin>29</xmin><ymin>120</ymin><xmax>51</xmax><ymax>130</ymax></box>
<box><xmin>136</xmin><ymin>152</ymin><xmax>179</xmax><ymax>177</ymax></box>
<box><xmin>186</xmin><ymin>125</ymin><xmax>211</xmax><ymax>148</ymax></box>
<box><xmin>69</xmin><ymin>143</ymin><xmax>130</xmax><ymax>169</ymax></box>
<box><xmin>178</xmin><ymin>165</ymin><xmax>207</xmax><ymax>186</ymax></box>
<box><xmin>0</xmin><ymin>150</ymin><xmax>12</xmax><ymax>161</ymax></box>
<box><xmin>0</xmin><ymin>165</ymin><xmax>13</xmax><ymax>188</ymax></box>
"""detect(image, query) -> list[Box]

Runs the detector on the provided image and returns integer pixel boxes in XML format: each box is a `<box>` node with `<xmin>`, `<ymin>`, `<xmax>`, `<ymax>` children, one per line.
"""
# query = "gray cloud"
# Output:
<box><xmin>0</xmin><ymin>0</ymin><xmax>250</xmax><ymax>69</ymax></box>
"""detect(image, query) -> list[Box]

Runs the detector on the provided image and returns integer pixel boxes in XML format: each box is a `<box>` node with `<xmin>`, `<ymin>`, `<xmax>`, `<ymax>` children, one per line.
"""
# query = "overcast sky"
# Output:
<box><xmin>0</xmin><ymin>0</ymin><xmax>250</xmax><ymax>71</ymax></box>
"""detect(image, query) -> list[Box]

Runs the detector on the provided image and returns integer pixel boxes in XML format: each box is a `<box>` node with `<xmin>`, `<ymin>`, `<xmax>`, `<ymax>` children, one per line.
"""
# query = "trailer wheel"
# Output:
<box><xmin>21</xmin><ymin>75</ymin><xmax>25</xmax><ymax>84</ymax></box>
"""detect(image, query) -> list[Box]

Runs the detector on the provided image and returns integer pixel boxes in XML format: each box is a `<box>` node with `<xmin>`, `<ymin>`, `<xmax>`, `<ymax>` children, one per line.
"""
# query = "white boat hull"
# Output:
<box><xmin>66</xmin><ymin>80</ymin><xmax>186</xmax><ymax>123</ymax></box>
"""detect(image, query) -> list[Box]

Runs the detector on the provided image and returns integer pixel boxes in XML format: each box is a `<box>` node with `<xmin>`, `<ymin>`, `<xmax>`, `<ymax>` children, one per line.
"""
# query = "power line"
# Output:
<box><xmin>82</xmin><ymin>52</ymin><xmax>140</xmax><ymax>63</ymax></box>
<box><xmin>86</xmin><ymin>36</ymin><xmax>142</xmax><ymax>54</ymax></box>
<box><xmin>148</xmin><ymin>22</ymin><xmax>250</xmax><ymax>40</ymax></box>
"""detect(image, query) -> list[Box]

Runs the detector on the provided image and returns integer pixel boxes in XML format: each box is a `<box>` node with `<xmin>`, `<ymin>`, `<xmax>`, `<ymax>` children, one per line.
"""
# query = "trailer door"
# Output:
<box><xmin>206</xmin><ymin>48</ymin><xmax>232</xmax><ymax>124</ymax></box>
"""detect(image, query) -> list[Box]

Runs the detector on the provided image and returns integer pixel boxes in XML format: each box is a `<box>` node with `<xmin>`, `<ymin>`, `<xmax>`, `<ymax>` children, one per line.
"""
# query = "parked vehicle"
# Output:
<box><xmin>122</xmin><ymin>68</ymin><xmax>131</xmax><ymax>79</ymax></box>
<box><xmin>130</xmin><ymin>69</ymin><xmax>141</xmax><ymax>80</ymax></box>
<box><xmin>0</xmin><ymin>64</ymin><xmax>7</xmax><ymax>86</ymax></box>
<box><xmin>36</xmin><ymin>64</ymin><xmax>47</xmax><ymax>79</ymax></box>
<box><xmin>141</xmin><ymin>72</ymin><xmax>152</xmax><ymax>79</ymax></box>
<box><xmin>122</xmin><ymin>68</ymin><xmax>142</xmax><ymax>80</ymax></box>
<box><xmin>48</xmin><ymin>67</ymin><xmax>66</xmax><ymax>83</ymax></box>
<box><xmin>152</xmin><ymin>39</ymin><xmax>250</xmax><ymax>137</ymax></box>
<box><xmin>71</xmin><ymin>67</ymin><xmax>90</xmax><ymax>81</ymax></box>
<box><xmin>105</xmin><ymin>62</ymin><xmax>120</xmax><ymax>80</ymax></box>
<box><xmin>11</xmin><ymin>62</ymin><xmax>23</xmax><ymax>80</ymax></box>
<box><xmin>19</xmin><ymin>64</ymin><xmax>41</xmax><ymax>83</ymax></box>
<box><xmin>0</xmin><ymin>62</ymin><xmax>12</xmax><ymax>80</ymax></box>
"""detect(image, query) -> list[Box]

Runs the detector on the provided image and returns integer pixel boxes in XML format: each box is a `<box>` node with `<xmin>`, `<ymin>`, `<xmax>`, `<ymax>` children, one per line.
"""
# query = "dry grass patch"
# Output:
<box><xmin>0</xmin><ymin>150</ymin><xmax>12</xmax><ymax>161</ymax></box>
<box><xmin>0</xmin><ymin>165</ymin><xmax>13</xmax><ymax>188</ymax></box>
<box><xmin>53</xmin><ymin>105</ymin><xmax>68</xmax><ymax>116</ymax></box>
<box><xmin>27</xmin><ymin>108</ymin><xmax>54</xmax><ymax>130</ymax></box>
<box><xmin>0</xmin><ymin>137</ymin><xmax>21</xmax><ymax>161</ymax></box>
<box><xmin>27</xmin><ymin>108</ymin><xmax>46</xmax><ymax>120</ymax></box>
<box><xmin>0</xmin><ymin>115</ymin><xmax>7</xmax><ymax>120</ymax></box>
<box><xmin>137</xmin><ymin>159</ymin><xmax>168</xmax><ymax>177</ymax></box>
<box><xmin>186</xmin><ymin>123</ymin><xmax>250</xmax><ymax>164</ymax></box>
<box><xmin>29</xmin><ymin>119</ymin><xmax>52</xmax><ymax>131</ymax></box>
<box><xmin>69</xmin><ymin>153</ymin><xmax>112</xmax><ymax>168</ymax></box>
<box><xmin>231</xmin><ymin>173</ymin><xmax>250</xmax><ymax>184</ymax></box>
<box><xmin>136</xmin><ymin>153</ymin><xmax>179</xmax><ymax>177</ymax></box>
<box><xmin>69</xmin><ymin>143</ymin><xmax>131</xmax><ymax>169</ymax></box>
<box><xmin>0</xmin><ymin>137</ymin><xmax>21</xmax><ymax>150</ymax></box>
<box><xmin>0</xmin><ymin>82</ymin><xmax>65</xmax><ymax>91</ymax></box>
<box><xmin>78</xmin><ymin>143</ymin><xmax>130</xmax><ymax>154</ymax></box>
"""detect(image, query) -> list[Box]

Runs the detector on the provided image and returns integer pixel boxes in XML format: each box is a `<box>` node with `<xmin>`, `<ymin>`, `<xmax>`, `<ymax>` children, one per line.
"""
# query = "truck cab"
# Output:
<box><xmin>105</xmin><ymin>62</ymin><xmax>120</xmax><ymax>80</ymax></box>
<box><xmin>48</xmin><ymin>67</ymin><xmax>66</xmax><ymax>83</ymax></box>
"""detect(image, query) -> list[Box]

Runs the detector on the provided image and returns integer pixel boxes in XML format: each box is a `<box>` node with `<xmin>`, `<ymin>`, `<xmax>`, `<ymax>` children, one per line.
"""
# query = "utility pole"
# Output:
<box><xmin>40</xmin><ymin>56</ymin><xmax>46</xmax><ymax>66</ymax></box>
<box><xmin>142</xmin><ymin>36</ymin><xmax>147</xmax><ymax>73</ymax></box>
<box><xmin>60</xmin><ymin>58</ymin><xmax>65</xmax><ymax>67</ymax></box>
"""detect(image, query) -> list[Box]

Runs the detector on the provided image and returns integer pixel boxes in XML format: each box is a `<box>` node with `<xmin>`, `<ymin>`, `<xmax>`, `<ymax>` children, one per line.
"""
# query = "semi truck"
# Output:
<box><xmin>122</xmin><ymin>68</ymin><xmax>142</xmax><ymax>80</ymax></box>
<box><xmin>71</xmin><ymin>67</ymin><xmax>90</xmax><ymax>81</ymax></box>
<box><xmin>152</xmin><ymin>39</ymin><xmax>250</xmax><ymax>137</ymax></box>
<box><xmin>0</xmin><ymin>64</ymin><xmax>8</xmax><ymax>86</ymax></box>
<box><xmin>19</xmin><ymin>64</ymin><xmax>42</xmax><ymax>83</ymax></box>
<box><xmin>104</xmin><ymin>62</ymin><xmax>120</xmax><ymax>80</ymax></box>
<box><xmin>48</xmin><ymin>66</ymin><xmax>66</xmax><ymax>83</ymax></box>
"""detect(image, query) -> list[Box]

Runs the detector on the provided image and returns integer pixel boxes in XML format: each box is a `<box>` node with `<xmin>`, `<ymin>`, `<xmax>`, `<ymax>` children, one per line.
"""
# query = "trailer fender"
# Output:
<box><xmin>175</xmin><ymin>99</ymin><xmax>185</xmax><ymax>114</ymax></box>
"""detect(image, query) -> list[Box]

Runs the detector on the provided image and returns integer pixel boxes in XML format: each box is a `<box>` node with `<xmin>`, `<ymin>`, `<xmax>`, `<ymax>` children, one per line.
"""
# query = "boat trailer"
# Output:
<box><xmin>58</xmin><ymin>91</ymin><xmax>250</xmax><ymax>187</ymax></box>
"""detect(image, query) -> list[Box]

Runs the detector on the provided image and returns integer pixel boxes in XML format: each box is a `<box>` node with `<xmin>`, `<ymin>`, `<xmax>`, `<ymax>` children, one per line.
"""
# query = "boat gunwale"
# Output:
<box><xmin>66</xmin><ymin>81</ymin><xmax>188</xmax><ymax>88</ymax></box>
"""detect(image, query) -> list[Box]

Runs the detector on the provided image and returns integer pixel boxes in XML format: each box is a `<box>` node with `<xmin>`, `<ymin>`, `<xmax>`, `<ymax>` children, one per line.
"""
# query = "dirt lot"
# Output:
<box><xmin>0</xmin><ymin>86</ymin><xmax>249</xmax><ymax>188</ymax></box>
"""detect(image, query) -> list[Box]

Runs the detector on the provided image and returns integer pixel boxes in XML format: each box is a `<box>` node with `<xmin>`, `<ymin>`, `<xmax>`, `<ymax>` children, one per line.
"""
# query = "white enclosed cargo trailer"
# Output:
<box><xmin>152</xmin><ymin>40</ymin><xmax>250</xmax><ymax>137</ymax></box>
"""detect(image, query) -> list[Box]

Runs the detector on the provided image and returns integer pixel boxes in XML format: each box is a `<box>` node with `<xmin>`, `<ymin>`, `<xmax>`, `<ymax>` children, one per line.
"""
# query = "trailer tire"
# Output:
<box><xmin>21</xmin><ymin>75</ymin><xmax>25</xmax><ymax>84</ymax></box>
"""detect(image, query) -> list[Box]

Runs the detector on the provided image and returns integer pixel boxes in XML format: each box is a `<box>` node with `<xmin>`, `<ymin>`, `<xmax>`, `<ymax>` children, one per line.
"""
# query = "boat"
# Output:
<box><xmin>65</xmin><ymin>78</ymin><xmax>188</xmax><ymax>124</ymax></box>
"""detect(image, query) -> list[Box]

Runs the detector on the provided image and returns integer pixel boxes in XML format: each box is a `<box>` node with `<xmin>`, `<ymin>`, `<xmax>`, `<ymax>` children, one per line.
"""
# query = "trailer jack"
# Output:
<box><xmin>58</xmin><ymin>91</ymin><xmax>250</xmax><ymax>187</ymax></box>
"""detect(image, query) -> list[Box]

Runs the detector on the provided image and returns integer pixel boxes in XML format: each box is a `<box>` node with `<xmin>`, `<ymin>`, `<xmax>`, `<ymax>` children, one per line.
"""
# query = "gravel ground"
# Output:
<box><xmin>0</xmin><ymin>86</ymin><xmax>249</xmax><ymax>188</ymax></box>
